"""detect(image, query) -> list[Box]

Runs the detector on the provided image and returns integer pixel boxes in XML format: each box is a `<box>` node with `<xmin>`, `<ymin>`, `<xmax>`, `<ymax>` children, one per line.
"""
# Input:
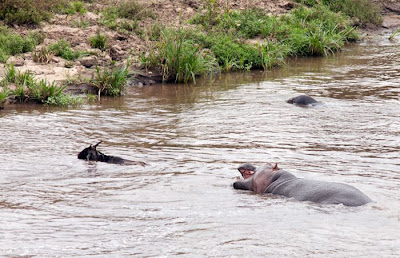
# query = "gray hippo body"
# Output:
<box><xmin>233</xmin><ymin>164</ymin><xmax>371</xmax><ymax>206</ymax></box>
<box><xmin>287</xmin><ymin>95</ymin><xmax>318</xmax><ymax>105</ymax></box>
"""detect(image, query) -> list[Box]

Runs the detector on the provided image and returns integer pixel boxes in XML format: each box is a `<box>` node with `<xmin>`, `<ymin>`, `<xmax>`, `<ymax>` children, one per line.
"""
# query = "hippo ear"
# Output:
<box><xmin>272</xmin><ymin>163</ymin><xmax>279</xmax><ymax>170</ymax></box>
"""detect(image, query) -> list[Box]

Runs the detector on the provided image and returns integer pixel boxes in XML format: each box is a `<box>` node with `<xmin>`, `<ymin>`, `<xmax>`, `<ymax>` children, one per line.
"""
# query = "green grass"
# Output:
<box><xmin>324</xmin><ymin>0</ymin><xmax>382</xmax><ymax>26</ymax></box>
<box><xmin>0</xmin><ymin>88</ymin><xmax>10</xmax><ymax>108</ymax></box>
<box><xmin>99</xmin><ymin>0</ymin><xmax>153</xmax><ymax>33</ymax></box>
<box><xmin>295</xmin><ymin>0</ymin><xmax>382</xmax><ymax>26</ymax></box>
<box><xmin>48</xmin><ymin>39</ymin><xmax>84</xmax><ymax>61</ymax></box>
<box><xmin>1</xmin><ymin>64</ymin><xmax>83</xmax><ymax>106</ymax></box>
<box><xmin>91</xmin><ymin>60</ymin><xmax>131</xmax><ymax>100</ymax></box>
<box><xmin>0</xmin><ymin>26</ymin><xmax>44</xmax><ymax>63</ymax></box>
<box><xmin>143</xmin><ymin>4</ymin><xmax>362</xmax><ymax>82</ymax></box>
<box><xmin>281</xmin><ymin>5</ymin><xmax>359</xmax><ymax>56</ymax></box>
<box><xmin>89</xmin><ymin>31</ymin><xmax>107</xmax><ymax>51</ymax></box>
<box><xmin>57</xmin><ymin>1</ymin><xmax>87</xmax><ymax>15</ymax></box>
<box><xmin>71</xmin><ymin>18</ymin><xmax>90</xmax><ymax>28</ymax></box>
<box><xmin>45</xmin><ymin>94</ymin><xmax>83</xmax><ymax>107</ymax></box>
<box><xmin>0</xmin><ymin>0</ymin><xmax>57</xmax><ymax>25</ymax></box>
<box><xmin>141</xmin><ymin>29</ymin><xmax>219</xmax><ymax>83</ymax></box>
<box><xmin>32</xmin><ymin>46</ymin><xmax>54</xmax><ymax>63</ymax></box>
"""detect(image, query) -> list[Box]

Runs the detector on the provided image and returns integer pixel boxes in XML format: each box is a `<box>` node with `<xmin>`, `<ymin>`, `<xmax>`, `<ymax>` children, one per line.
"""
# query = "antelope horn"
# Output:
<box><xmin>93</xmin><ymin>141</ymin><xmax>103</xmax><ymax>148</ymax></box>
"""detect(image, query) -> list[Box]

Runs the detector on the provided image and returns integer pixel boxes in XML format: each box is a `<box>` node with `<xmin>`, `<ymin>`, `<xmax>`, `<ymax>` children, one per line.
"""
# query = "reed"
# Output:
<box><xmin>2</xmin><ymin>64</ymin><xmax>81</xmax><ymax>106</ymax></box>
<box><xmin>141</xmin><ymin>29</ymin><xmax>218</xmax><ymax>83</ymax></box>
<box><xmin>91</xmin><ymin>60</ymin><xmax>130</xmax><ymax>100</ymax></box>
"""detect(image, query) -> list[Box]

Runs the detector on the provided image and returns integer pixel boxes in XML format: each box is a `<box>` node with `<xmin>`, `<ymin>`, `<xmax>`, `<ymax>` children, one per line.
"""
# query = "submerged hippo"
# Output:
<box><xmin>78</xmin><ymin>141</ymin><xmax>147</xmax><ymax>166</ymax></box>
<box><xmin>234</xmin><ymin>163</ymin><xmax>371</xmax><ymax>206</ymax></box>
<box><xmin>287</xmin><ymin>95</ymin><xmax>318</xmax><ymax>106</ymax></box>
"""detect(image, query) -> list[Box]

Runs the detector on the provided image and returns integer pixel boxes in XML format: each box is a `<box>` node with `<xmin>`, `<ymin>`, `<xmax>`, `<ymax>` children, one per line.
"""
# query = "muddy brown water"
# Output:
<box><xmin>1</xmin><ymin>35</ymin><xmax>400</xmax><ymax>257</ymax></box>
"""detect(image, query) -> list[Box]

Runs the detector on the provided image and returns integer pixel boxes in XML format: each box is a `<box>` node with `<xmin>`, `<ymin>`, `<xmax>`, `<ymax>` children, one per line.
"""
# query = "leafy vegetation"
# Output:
<box><xmin>89</xmin><ymin>31</ymin><xmax>107</xmax><ymax>51</ymax></box>
<box><xmin>99</xmin><ymin>0</ymin><xmax>154</xmax><ymax>33</ymax></box>
<box><xmin>48</xmin><ymin>39</ymin><xmax>84</xmax><ymax>61</ymax></box>
<box><xmin>0</xmin><ymin>88</ymin><xmax>10</xmax><ymax>108</ymax></box>
<box><xmin>32</xmin><ymin>46</ymin><xmax>54</xmax><ymax>63</ymax></box>
<box><xmin>71</xmin><ymin>17</ymin><xmax>90</xmax><ymax>28</ymax></box>
<box><xmin>0</xmin><ymin>0</ymin><xmax>57</xmax><ymax>25</ymax></box>
<box><xmin>0</xmin><ymin>27</ymin><xmax>44</xmax><ymax>63</ymax></box>
<box><xmin>295</xmin><ymin>0</ymin><xmax>382</xmax><ymax>26</ymax></box>
<box><xmin>91</xmin><ymin>60</ymin><xmax>130</xmax><ymax>100</ymax></box>
<box><xmin>141</xmin><ymin>29</ymin><xmax>219</xmax><ymax>83</ymax></box>
<box><xmin>57</xmin><ymin>1</ymin><xmax>87</xmax><ymax>15</ymax></box>
<box><xmin>0</xmin><ymin>64</ymin><xmax>83</xmax><ymax>106</ymax></box>
<box><xmin>144</xmin><ymin>4</ymin><xmax>361</xmax><ymax>79</ymax></box>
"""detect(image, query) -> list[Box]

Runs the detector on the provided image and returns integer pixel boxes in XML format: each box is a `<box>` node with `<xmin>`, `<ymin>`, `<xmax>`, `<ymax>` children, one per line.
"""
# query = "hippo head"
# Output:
<box><xmin>237</xmin><ymin>163</ymin><xmax>257</xmax><ymax>179</ymax></box>
<box><xmin>287</xmin><ymin>95</ymin><xmax>318</xmax><ymax>105</ymax></box>
<box><xmin>251</xmin><ymin>163</ymin><xmax>280</xmax><ymax>194</ymax></box>
<box><xmin>78</xmin><ymin>141</ymin><xmax>103</xmax><ymax>161</ymax></box>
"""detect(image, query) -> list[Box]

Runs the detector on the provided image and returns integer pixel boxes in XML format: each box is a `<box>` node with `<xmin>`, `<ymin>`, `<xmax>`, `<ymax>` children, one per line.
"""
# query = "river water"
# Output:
<box><xmin>1</xmin><ymin>34</ymin><xmax>400</xmax><ymax>257</ymax></box>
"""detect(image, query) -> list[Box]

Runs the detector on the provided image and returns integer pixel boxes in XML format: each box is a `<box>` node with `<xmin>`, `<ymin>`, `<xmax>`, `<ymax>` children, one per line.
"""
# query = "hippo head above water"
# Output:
<box><xmin>237</xmin><ymin>163</ymin><xmax>257</xmax><ymax>179</ymax></box>
<box><xmin>234</xmin><ymin>163</ymin><xmax>371</xmax><ymax>207</ymax></box>
<box><xmin>287</xmin><ymin>95</ymin><xmax>318</xmax><ymax>106</ymax></box>
<box><xmin>78</xmin><ymin>141</ymin><xmax>147</xmax><ymax>166</ymax></box>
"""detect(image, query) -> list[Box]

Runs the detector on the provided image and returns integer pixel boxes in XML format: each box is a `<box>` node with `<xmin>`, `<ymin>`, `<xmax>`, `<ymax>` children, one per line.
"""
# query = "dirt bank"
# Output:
<box><xmin>2</xmin><ymin>0</ymin><xmax>400</xmax><ymax>93</ymax></box>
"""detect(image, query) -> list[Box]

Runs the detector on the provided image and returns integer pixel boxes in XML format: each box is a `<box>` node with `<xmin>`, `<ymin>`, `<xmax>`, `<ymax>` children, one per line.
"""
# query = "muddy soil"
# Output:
<box><xmin>1</xmin><ymin>0</ymin><xmax>400</xmax><ymax>92</ymax></box>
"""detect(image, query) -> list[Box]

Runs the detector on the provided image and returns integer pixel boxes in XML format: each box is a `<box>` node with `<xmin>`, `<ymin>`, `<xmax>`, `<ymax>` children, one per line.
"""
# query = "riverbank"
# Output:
<box><xmin>1</xmin><ymin>0</ymin><xmax>400</xmax><ymax>107</ymax></box>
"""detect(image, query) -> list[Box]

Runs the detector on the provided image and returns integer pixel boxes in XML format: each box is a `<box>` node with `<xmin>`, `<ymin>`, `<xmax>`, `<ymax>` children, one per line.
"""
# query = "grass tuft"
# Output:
<box><xmin>295</xmin><ymin>0</ymin><xmax>382</xmax><ymax>26</ymax></box>
<box><xmin>32</xmin><ymin>46</ymin><xmax>54</xmax><ymax>63</ymax></box>
<box><xmin>91</xmin><ymin>60</ymin><xmax>131</xmax><ymax>100</ymax></box>
<box><xmin>1</xmin><ymin>64</ymin><xmax>82</xmax><ymax>106</ymax></box>
<box><xmin>0</xmin><ymin>27</ymin><xmax>44</xmax><ymax>63</ymax></box>
<box><xmin>141</xmin><ymin>29</ymin><xmax>219</xmax><ymax>83</ymax></box>
<box><xmin>89</xmin><ymin>31</ymin><xmax>107</xmax><ymax>51</ymax></box>
<box><xmin>49</xmin><ymin>39</ymin><xmax>83</xmax><ymax>61</ymax></box>
<box><xmin>100</xmin><ymin>0</ymin><xmax>154</xmax><ymax>33</ymax></box>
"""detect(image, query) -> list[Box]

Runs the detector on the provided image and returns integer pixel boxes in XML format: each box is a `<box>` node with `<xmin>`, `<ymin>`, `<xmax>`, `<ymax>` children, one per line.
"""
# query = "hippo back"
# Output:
<box><xmin>287</xmin><ymin>95</ymin><xmax>318</xmax><ymax>105</ymax></box>
<box><xmin>266</xmin><ymin>171</ymin><xmax>372</xmax><ymax>206</ymax></box>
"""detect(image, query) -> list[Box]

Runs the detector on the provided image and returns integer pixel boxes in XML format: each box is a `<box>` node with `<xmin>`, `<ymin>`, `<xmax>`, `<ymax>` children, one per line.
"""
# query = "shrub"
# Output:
<box><xmin>0</xmin><ymin>0</ymin><xmax>56</xmax><ymax>25</ymax></box>
<box><xmin>0</xmin><ymin>27</ymin><xmax>43</xmax><ymax>63</ymax></box>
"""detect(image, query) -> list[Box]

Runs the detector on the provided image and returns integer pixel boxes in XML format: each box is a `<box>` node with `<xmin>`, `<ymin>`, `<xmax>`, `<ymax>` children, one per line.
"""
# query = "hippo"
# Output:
<box><xmin>287</xmin><ymin>95</ymin><xmax>318</xmax><ymax>106</ymax></box>
<box><xmin>233</xmin><ymin>163</ymin><xmax>371</xmax><ymax>206</ymax></box>
<box><xmin>78</xmin><ymin>141</ymin><xmax>147</xmax><ymax>166</ymax></box>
